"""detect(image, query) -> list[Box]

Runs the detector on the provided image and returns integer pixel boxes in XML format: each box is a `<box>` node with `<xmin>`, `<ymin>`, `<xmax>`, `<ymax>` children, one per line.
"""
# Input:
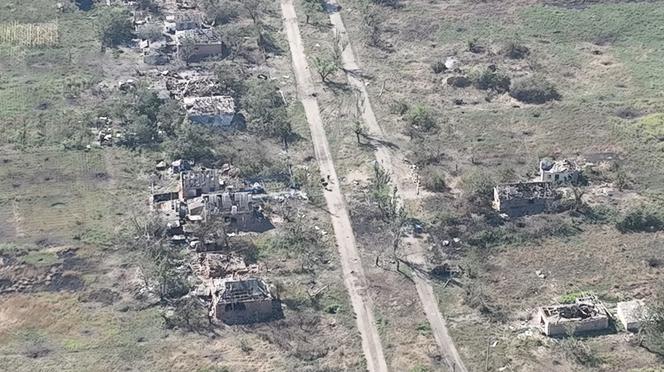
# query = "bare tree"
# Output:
<box><xmin>177</xmin><ymin>36</ymin><xmax>197</xmax><ymax>66</ymax></box>
<box><xmin>571</xmin><ymin>186</ymin><xmax>586</xmax><ymax>213</ymax></box>
<box><xmin>353</xmin><ymin>120</ymin><xmax>367</xmax><ymax>144</ymax></box>
<box><xmin>242</xmin><ymin>0</ymin><xmax>266</xmax><ymax>25</ymax></box>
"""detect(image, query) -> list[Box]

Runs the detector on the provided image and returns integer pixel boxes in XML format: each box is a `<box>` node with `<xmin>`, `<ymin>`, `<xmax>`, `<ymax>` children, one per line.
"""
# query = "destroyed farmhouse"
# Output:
<box><xmin>175</xmin><ymin>28</ymin><xmax>224</xmax><ymax>62</ymax></box>
<box><xmin>493</xmin><ymin>181</ymin><xmax>560</xmax><ymax>217</ymax></box>
<box><xmin>538</xmin><ymin>296</ymin><xmax>609</xmax><ymax>337</ymax></box>
<box><xmin>183</xmin><ymin>96</ymin><xmax>237</xmax><ymax>127</ymax></box>
<box><xmin>211</xmin><ymin>277</ymin><xmax>278</xmax><ymax>325</ymax></box>
<box><xmin>152</xmin><ymin>161</ymin><xmax>272</xmax><ymax>237</ymax></box>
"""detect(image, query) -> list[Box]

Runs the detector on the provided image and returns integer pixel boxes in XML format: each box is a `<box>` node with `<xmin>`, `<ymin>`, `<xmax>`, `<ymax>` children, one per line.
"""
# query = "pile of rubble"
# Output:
<box><xmin>91</xmin><ymin>116</ymin><xmax>126</xmax><ymax>147</ymax></box>
<box><xmin>164</xmin><ymin>71</ymin><xmax>223</xmax><ymax>98</ymax></box>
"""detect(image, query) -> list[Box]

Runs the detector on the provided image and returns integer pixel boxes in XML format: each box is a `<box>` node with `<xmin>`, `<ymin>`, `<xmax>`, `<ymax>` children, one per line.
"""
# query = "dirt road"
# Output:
<box><xmin>280</xmin><ymin>1</ymin><xmax>389</xmax><ymax>371</ymax></box>
<box><xmin>326</xmin><ymin>2</ymin><xmax>468</xmax><ymax>371</ymax></box>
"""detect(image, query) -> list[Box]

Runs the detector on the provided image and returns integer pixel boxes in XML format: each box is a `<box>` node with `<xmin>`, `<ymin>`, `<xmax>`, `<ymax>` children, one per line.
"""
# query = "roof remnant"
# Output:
<box><xmin>183</xmin><ymin>96</ymin><xmax>235</xmax><ymax>116</ymax></box>
<box><xmin>175</xmin><ymin>28</ymin><xmax>222</xmax><ymax>45</ymax></box>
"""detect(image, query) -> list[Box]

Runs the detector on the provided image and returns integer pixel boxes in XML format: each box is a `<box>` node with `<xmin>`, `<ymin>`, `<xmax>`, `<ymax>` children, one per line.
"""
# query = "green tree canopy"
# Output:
<box><xmin>97</xmin><ymin>7</ymin><xmax>134</xmax><ymax>49</ymax></box>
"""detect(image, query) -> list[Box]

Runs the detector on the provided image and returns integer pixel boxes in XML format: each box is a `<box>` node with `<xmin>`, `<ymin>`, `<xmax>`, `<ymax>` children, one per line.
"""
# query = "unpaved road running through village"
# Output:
<box><xmin>280</xmin><ymin>1</ymin><xmax>389</xmax><ymax>371</ymax></box>
<box><xmin>325</xmin><ymin>1</ymin><xmax>468</xmax><ymax>371</ymax></box>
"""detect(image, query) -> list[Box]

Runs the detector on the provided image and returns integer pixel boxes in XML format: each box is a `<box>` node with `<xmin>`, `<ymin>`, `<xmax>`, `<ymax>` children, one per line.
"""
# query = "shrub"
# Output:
<box><xmin>616</xmin><ymin>207</ymin><xmax>664</xmax><ymax>233</ymax></box>
<box><xmin>640</xmin><ymin>289</ymin><xmax>664</xmax><ymax>356</ymax></box>
<box><xmin>421</xmin><ymin>166</ymin><xmax>446</xmax><ymax>192</ymax></box>
<box><xmin>460</xmin><ymin>169</ymin><xmax>494</xmax><ymax>201</ymax></box>
<box><xmin>75</xmin><ymin>0</ymin><xmax>93</xmax><ymax>11</ymax></box>
<box><xmin>242</xmin><ymin>79</ymin><xmax>292</xmax><ymax>144</ymax></box>
<box><xmin>559</xmin><ymin>291</ymin><xmax>588</xmax><ymax>304</ymax></box>
<box><xmin>136</xmin><ymin>23</ymin><xmax>163</xmax><ymax>42</ymax></box>
<box><xmin>389</xmin><ymin>99</ymin><xmax>409</xmax><ymax>115</ymax></box>
<box><xmin>136</xmin><ymin>0</ymin><xmax>159</xmax><ymax>12</ymax></box>
<box><xmin>200</xmin><ymin>0</ymin><xmax>240</xmax><ymax>24</ymax></box>
<box><xmin>447</xmin><ymin>76</ymin><xmax>472</xmax><ymax>88</ymax></box>
<box><xmin>431</xmin><ymin>60</ymin><xmax>446</xmax><ymax>74</ymax></box>
<box><xmin>405</xmin><ymin>105</ymin><xmax>437</xmax><ymax>131</ymax></box>
<box><xmin>473</xmin><ymin>68</ymin><xmax>511</xmax><ymax>93</ymax></box>
<box><xmin>97</xmin><ymin>7</ymin><xmax>134</xmax><ymax>48</ymax></box>
<box><xmin>214</xmin><ymin>63</ymin><xmax>246</xmax><ymax>97</ymax></box>
<box><xmin>560</xmin><ymin>336</ymin><xmax>604</xmax><ymax>367</ymax></box>
<box><xmin>509</xmin><ymin>76</ymin><xmax>560</xmax><ymax>104</ymax></box>
<box><xmin>503</xmin><ymin>41</ymin><xmax>529</xmax><ymax>59</ymax></box>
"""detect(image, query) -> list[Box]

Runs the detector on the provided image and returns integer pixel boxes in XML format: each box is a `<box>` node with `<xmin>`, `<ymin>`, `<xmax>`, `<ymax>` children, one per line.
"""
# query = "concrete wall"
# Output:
<box><xmin>541</xmin><ymin>169</ymin><xmax>579</xmax><ymax>184</ymax></box>
<box><xmin>178</xmin><ymin>43</ymin><xmax>224</xmax><ymax>62</ymax></box>
<box><xmin>188</xmin><ymin>112</ymin><xmax>234</xmax><ymax>127</ymax></box>
<box><xmin>539</xmin><ymin>310</ymin><xmax>609</xmax><ymax>336</ymax></box>
<box><xmin>223</xmin><ymin>212</ymin><xmax>274</xmax><ymax>233</ymax></box>
<box><xmin>617</xmin><ymin>300</ymin><xmax>645</xmax><ymax>332</ymax></box>
<box><xmin>215</xmin><ymin>299</ymin><xmax>275</xmax><ymax>325</ymax></box>
<box><xmin>496</xmin><ymin>197</ymin><xmax>549</xmax><ymax>217</ymax></box>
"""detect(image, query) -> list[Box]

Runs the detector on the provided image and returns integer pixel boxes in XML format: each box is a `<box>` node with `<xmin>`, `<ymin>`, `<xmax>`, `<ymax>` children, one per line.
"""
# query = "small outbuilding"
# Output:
<box><xmin>617</xmin><ymin>300</ymin><xmax>647</xmax><ymax>332</ymax></box>
<box><xmin>540</xmin><ymin>159</ymin><xmax>580</xmax><ymax>185</ymax></box>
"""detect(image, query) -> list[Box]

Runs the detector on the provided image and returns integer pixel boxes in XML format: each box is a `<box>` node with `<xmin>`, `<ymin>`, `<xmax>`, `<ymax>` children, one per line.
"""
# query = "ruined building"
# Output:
<box><xmin>538</xmin><ymin>296</ymin><xmax>609</xmax><ymax>336</ymax></box>
<box><xmin>183</xmin><ymin>96</ymin><xmax>236</xmax><ymax>127</ymax></box>
<box><xmin>210</xmin><ymin>278</ymin><xmax>278</xmax><ymax>325</ymax></box>
<box><xmin>175</xmin><ymin>28</ymin><xmax>224</xmax><ymax>62</ymax></box>
<box><xmin>540</xmin><ymin>159</ymin><xmax>580</xmax><ymax>185</ymax></box>
<box><xmin>185</xmin><ymin>191</ymin><xmax>272</xmax><ymax>232</ymax></box>
<box><xmin>493</xmin><ymin>181</ymin><xmax>560</xmax><ymax>217</ymax></box>
<box><xmin>163</xmin><ymin>13</ymin><xmax>202</xmax><ymax>34</ymax></box>
<box><xmin>179</xmin><ymin>168</ymin><xmax>222</xmax><ymax>199</ymax></box>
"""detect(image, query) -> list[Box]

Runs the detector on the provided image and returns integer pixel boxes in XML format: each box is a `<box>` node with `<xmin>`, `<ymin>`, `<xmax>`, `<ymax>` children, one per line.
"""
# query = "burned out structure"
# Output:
<box><xmin>185</xmin><ymin>191</ymin><xmax>272</xmax><ymax>232</ymax></box>
<box><xmin>540</xmin><ymin>159</ymin><xmax>580</xmax><ymax>185</ymax></box>
<box><xmin>179</xmin><ymin>168</ymin><xmax>222</xmax><ymax>199</ymax></box>
<box><xmin>538</xmin><ymin>297</ymin><xmax>609</xmax><ymax>336</ymax></box>
<box><xmin>493</xmin><ymin>181</ymin><xmax>560</xmax><ymax>217</ymax></box>
<box><xmin>151</xmin><ymin>163</ymin><xmax>271</xmax><ymax>236</ymax></box>
<box><xmin>210</xmin><ymin>277</ymin><xmax>278</xmax><ymax>325</ymax></box>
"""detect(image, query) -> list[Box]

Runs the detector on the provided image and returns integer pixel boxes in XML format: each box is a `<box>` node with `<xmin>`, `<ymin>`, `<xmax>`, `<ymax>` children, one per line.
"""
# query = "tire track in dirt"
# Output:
<box><xmin>280</xmin><ymin>1</ymin><xmax>389</xmax><ymax>371</ymax></box>
<box><xmin>325</xmin><ymin>1</ymin><xmax>468</xmax><ymax>371</ymax></box>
